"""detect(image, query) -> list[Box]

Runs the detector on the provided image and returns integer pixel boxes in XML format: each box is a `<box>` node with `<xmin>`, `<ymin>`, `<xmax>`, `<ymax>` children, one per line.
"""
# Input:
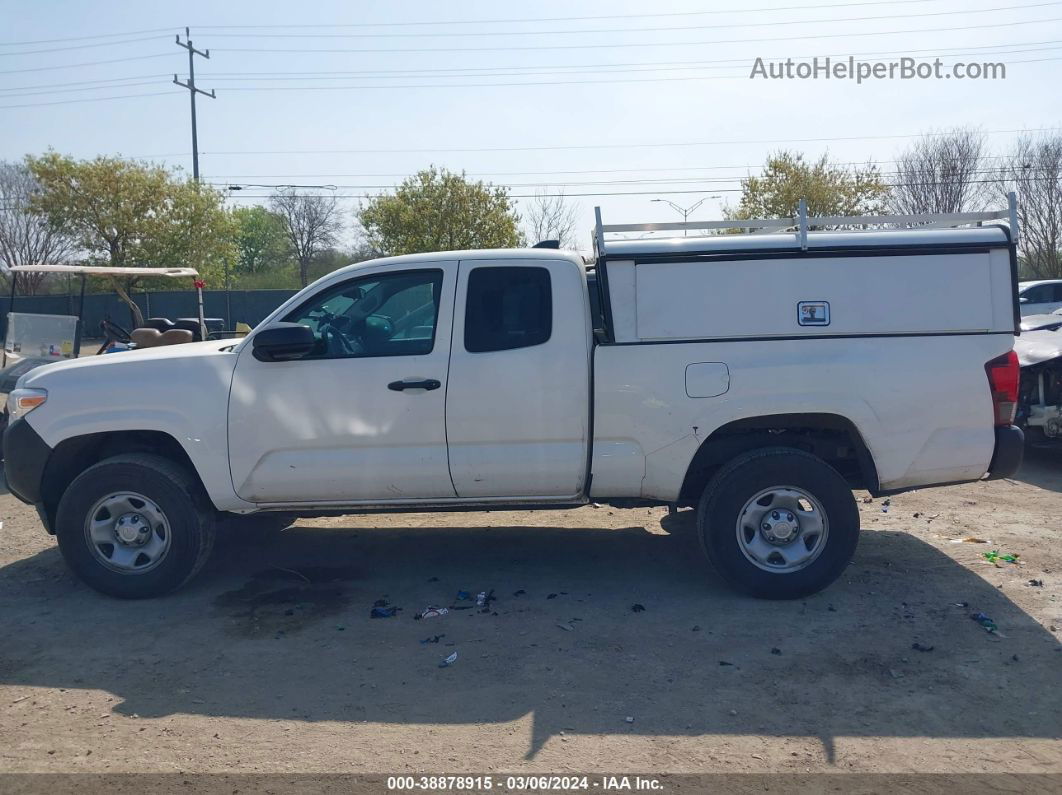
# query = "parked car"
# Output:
<box><xmin>3</xmin><ymin>203</ymin><xmax>1023</xmax><ymax>600</ymax></box>
<box><xmin>1018</xmin><ymin>279</ymin><xmax>1062</xmax><ymax>316</ymax></box>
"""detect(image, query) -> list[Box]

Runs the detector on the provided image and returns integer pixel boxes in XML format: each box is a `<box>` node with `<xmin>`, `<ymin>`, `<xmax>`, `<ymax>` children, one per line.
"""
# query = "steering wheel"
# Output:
<box><xmin>312</xmin><ymin>312</ymin><xmax>365</xmax><ymax>356</ymax></box>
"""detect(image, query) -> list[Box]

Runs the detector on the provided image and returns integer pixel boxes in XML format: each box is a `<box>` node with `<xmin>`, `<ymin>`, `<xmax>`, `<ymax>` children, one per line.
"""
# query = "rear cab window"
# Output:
<box><xmin>464</xmin><ymin>266</ymin><xmax>552</xmax><ymax>353</ymax></box>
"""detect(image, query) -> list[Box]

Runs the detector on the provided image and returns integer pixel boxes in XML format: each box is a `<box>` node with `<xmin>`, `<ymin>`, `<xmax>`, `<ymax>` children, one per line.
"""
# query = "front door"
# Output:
<box><xmin>227</xmin><ymin>263</ymin><xmax>457</xmax><ymax>504</ymax></box>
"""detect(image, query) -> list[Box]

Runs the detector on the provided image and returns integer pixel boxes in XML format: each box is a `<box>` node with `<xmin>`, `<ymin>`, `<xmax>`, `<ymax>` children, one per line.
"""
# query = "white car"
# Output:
<box><xmin>1018</xmin><ymin>279</ymin><xmax>1062</xmax><ymax>316</ymax></box>
<box><xmin>3</xmin><ymin>206</ymin><xmax>1024</xmax><ymax>601</ymax></box>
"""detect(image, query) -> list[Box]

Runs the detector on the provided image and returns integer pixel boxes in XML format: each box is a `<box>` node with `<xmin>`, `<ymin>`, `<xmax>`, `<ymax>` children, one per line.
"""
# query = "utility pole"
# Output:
<box><xmin>173</xmin><ymin>28</ymin><xmax>215</xmax><ymax>181</ymax></box>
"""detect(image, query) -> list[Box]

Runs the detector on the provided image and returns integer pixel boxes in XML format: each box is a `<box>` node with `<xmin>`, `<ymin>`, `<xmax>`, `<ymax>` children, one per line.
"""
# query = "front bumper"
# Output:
<box><xmin>985</xmin><ymin>425</ymin><xmax>1024</xmax><ymax>480</ymax></box>
<box><xmin>2</xmin><ymin>416</ymin><xmax>51</xmax><ymax>505</ymax></box>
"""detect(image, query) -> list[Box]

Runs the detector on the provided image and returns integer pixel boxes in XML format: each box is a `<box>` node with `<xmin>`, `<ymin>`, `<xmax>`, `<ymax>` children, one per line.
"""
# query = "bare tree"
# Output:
<box><xmin>890</xmin><ymin>128</ymin><xmax>994</xmax><ymax>215</ymax></box>
<box><xmin>1003</xmin><ymin>134</ymin><xmax>1062</xmax><ymax>279</ymax></box>
<box><xmin>0</xmin><ymin>161</ymin><xmax>76</xmax><ymax>294</ymax></box>
<box><xmin>270</xmin><ymin>189</ymin><xmax>343</xmax><ymax>287</ymax></box>
<box><xmin>523</xmin><ymin>190</ymin><xmax>579</xmax><ymax>248</ymax></box>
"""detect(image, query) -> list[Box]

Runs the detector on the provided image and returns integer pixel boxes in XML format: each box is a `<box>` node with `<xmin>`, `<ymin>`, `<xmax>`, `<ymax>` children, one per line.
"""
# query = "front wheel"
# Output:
<box><xmin>697</xmin><ymin>447</ymin><xmax>859</xmax><ymax>599</ymax></box>
<box><xmin>55</xmin><ymin>454</ymin><xmax>216</xmax><ymax>598</ymax></box>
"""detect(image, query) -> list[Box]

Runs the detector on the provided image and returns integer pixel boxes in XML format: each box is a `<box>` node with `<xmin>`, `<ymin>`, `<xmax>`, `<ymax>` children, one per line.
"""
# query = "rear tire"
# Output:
<box><xmin>55</xmin><ymin>454</ymin><xmax>215</xmax><ymax>599</ymax></box>
<box><xmin>697</xmin><ymin>447</ymin><xmax>859</xmax><ymax>599</ymax></box>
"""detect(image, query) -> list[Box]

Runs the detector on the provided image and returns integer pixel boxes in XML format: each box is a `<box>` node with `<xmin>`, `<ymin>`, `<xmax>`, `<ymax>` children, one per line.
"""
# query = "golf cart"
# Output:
<box><xmin>2</xmin><ymin>264</ymin><xmax>207</xmax><ymax>439</ymax></box>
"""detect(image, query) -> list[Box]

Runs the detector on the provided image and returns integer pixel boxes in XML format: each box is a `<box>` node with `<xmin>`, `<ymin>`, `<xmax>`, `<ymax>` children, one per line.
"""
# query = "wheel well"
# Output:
<box><xmin>38</xmin><ymin>431</ymin><xmax>201</xmax><ymax>534</ymax></box>
<box><xmin>678</xmin><ymin>413</ymin><xmax>879</xmax><ymax>503</ymax></box>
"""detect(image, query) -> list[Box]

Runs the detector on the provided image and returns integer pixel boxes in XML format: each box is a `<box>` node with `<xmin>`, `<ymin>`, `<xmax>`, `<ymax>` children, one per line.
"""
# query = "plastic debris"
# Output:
<box><xmin>556</xmin><ymin>623</ymin><xmax>574</xmax><ymax>632</ymax></box>
<box><xmin>953</xmin><ymin>601</ymin><xmax>970</xmax><ymax>608</ymax></box>
<box><xmin>455</xmin><ymin>591</ymin><xmax>471</xmax><ymax>601</ymax></box>
<box><xmin>911</xmin><ymin>642</ymin><xmax>934</xmax><ymax>652</ymax></box>
<box><xmin>949</xmin><ymin>537</ymin><xmax>989</xmax><ymax>544</ymax></box>
<box><xmin>881</xmin><ymin>498</ymin><xmax>891</xmax><ymax>513</ymax></box>
<box><xmin>970</xmin><ymin>612</ymin><xmax>998</xmax><ymax>633</ymax></box>
<box><xmin>631</xmin><ymin>603</ymin><xmax>646</xmax><ymax>613</ymax></box>
<box><xmin>691</xmin><ymin>625</ymin><xmax>701</xmax><ymax>632</ymax></box>
<box><xmin>370</xmin><ymin>606</ymin><xmax>398</xmax><ymax>619</ymax></box>
<box><xmin>861</xmin><ymin>496</ymin><xmax>873</xmax><ymax>504</ymax></box>
<box><xmin>476</xmin><ymin>591</ymin><xmax>488</xmax><ymax>607</ymax></box>
<box><xmin>439</xmin><ymin>651</ymin><xmax>458</xmax><ymax>668</ymax></box>
<box><xmin>416</xmin><ymin>607</ymin><xmax>449</xmax><ymax>620</ymax></box>
<box><xmin>420</xmin><ymin>635</ymin><xmax>444</xmax><ymax>644</ymax></box>
<box><xmin>983</xmin><ymin>550</ymin><xmax>1020</xmax><ymax>566</ymax></box>
<box><xmin>624</xmin><ymin>716</ymin><xmax>635</xmax><ymax>724</ymax></box>
<box><xmin>770</xmin><ymin>648</ymin><xmax>782</xmax><ymax>655</ymax></box>
<box><xmin>1029</xmin><ymin>579</ymin><xmax>1044</xmax><ymax>587</ymax></box>
<box><xmin>719</xmin><ymin>661</ymin><xmax>734</xmax><ymax>666</ymax></box>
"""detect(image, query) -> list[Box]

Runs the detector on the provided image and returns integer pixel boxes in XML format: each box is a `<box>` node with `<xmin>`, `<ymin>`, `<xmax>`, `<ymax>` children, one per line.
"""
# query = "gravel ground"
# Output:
<box><xmin>1</xmin><ymin>452</ymin><xmax>1061</xmax><ymax>776</ymax></box>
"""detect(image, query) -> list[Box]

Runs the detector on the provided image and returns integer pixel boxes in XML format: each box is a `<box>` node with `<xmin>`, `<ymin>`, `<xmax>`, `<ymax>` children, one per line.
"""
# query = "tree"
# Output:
<box><xmin>1003</xmin><ymin>134</ymin><xmax>1062</xmax><ymax>279</ymax></box>
<box><xmin>891</xmin><ymin>128</ymin><xmax>994</xmax><ymax>215</ymax></box>
<box><xmin>523</xmin><ymin>190</ymin><xmax>579</xmax><ymax>248</ymax></box>
<box><xmin>0</xmin><ymin>161</ymin><xmax>76</xmax><ymax>295</ymax></box>
<box><xmin>270</xmin><ymin>189</ymin><xmax>343</xmax><ymax>287</ymax></box>
<box><xmin>358</xmin><ymin>166</ymin><xmax>521</xmax><ymax>256</ymax></box>
<box><xmin>26</xmin><ymin>153</ymin><xmax>235</xmax><ymax>326</ymax></box>
<box><xmin>232</xmin><ymin>206</ymin><xmax>289</xmax><ymax>275</ymax></box>
<box><xmin>729</xmin><ymin>151</ymin><xmax>889</xmax><ymax>222</ymax></box>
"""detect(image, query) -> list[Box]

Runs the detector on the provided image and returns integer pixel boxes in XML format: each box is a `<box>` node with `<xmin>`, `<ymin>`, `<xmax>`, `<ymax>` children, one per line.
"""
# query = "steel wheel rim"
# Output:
<box><xmin>84</xmin><ymin>491</ymin><xmax>172</xmax><ymax>574</ymax></box>
<box><xmin>735</xmin><ymin>485</ymin><xmax>829</xmax><ymax>574</ymax></box>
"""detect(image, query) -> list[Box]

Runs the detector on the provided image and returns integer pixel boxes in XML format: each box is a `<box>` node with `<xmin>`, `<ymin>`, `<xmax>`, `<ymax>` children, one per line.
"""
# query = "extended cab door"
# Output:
<box><xmin>445</xmin><ymin>258</ymin><xmax>592</xmax><ymax>498</ymax></box>
<box><xmin>227</xmin><ymin>262</ymin><xmax>457</xmax><ymax>503</ymax></box>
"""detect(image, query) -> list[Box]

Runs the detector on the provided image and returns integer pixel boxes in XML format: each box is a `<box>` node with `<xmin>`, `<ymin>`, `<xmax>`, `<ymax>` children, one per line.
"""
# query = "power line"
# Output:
<box><xmin>0</xmin><ymin>27</ymin><xmax>176</xmax><ymax>47</ymax></box>
<box><xmin>205</xmin><ymin>156</ymin><xmax>1020</xmax><ymax>179</ymax></box>
<box><xmin>199</xmin><ymin>2</ymin><xmax>1062</xmax><ymax>39</ymax></box>
<box><xmin>0</xmin><ymin>53</ymin><xmax>172</xmax><ymax>75</ymax></box>
<box><xmin>207</xmin><ymin>166</ymin><xmax>1055</xmax><ymax>192</ymax></box>
<box><xmin>4</xmin><ymin>38</ymin><xmax>1054</xmax><ymax>95</ymax></box>
<box><xmin>208</xmin><ymin>58</ymin><xmax>1056</xmax><ymax>91</ymax></box>
<box><xmin>220</xmin><ymin>174</ymin><xmax>1062</xmax><ymax>201</ymax></box>
<box><xmin>0</xmin><ymin>73</ymin><xmax>172</xmax><ymax>93</ymax></box>
<box><xmin>192</xmin><ymin>0</ymin><xmax>941</xmax><ymax>29</ymax></box>
<box><xmin>216</xmin><ymin>16</ymin><xmax>1062</xmax><ymax>54</ymax></box>
<box><xmin>0</xmin><ymin>35</ymin><xmax>170</xmax><ymax>57</ymax></box>
<box><xmin>0</xmin><ymin>0</ymin><xmax>941</xmax><ymax>49</ymax></box>
<box><xmin>161</xmin><ymin>126</ymin><xmax>1060</xmax><ymax>157</ymax></box>
<box><xmin>0</xmin><ymin>90</ymin><xmax>179</xmax><ymax>109</ymax></box>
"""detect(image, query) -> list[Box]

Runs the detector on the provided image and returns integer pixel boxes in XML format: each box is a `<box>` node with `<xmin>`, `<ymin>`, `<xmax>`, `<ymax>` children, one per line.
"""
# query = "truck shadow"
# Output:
<box><xmin>1014</xmin><ymin>446</ymin><xmax>1062</xmax><ymax>491</ymax></box>
<box><xmin>1</xmin><ymin>515</ymin><xmax>1059</xmax><ymax>761</ymax></box>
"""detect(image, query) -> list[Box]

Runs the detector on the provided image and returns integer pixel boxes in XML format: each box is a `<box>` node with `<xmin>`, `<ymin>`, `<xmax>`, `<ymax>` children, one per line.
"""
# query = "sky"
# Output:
<box><xmin>2</xmin><ymin>0</ymin><xmax>1061</xmax><ymax>250</ymax></box>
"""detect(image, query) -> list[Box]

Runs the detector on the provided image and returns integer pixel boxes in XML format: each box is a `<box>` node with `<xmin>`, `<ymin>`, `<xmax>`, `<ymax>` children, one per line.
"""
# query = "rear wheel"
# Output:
<box><xmin>697</xmin><ymin>447</ymin><xmax>859</xmax><ymax>599</ymax></box>
<box><xmin>55</xmin><ymin>454</ymin><xmax>215</xmax><ymax>598</ymax></box>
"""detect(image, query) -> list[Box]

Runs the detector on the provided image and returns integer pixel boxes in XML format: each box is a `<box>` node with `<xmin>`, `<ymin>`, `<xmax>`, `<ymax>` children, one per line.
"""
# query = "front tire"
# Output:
<box><xmin>697</xmin><ymin>447</ymin><xmax>859</xmax><ymax>599</ymax></box>
<box><xmin>55</xmin><ymin>454</ymin><xmax>216</xmax><ymax>598</ymax></box>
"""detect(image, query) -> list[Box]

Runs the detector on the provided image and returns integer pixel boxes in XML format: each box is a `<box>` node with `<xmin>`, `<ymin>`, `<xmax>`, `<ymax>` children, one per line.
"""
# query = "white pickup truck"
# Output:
<box><xmin>3</xmin><ymin>204</ymin><xmax>1024</xmax><ymax>600</ymax></box>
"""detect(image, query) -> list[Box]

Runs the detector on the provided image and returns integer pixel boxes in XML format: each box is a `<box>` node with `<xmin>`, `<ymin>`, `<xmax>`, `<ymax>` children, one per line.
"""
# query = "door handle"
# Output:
<box><xmin>388</xmin><ymin>378</ymin><xmax>441</xmax><ymax>391</ymax></box>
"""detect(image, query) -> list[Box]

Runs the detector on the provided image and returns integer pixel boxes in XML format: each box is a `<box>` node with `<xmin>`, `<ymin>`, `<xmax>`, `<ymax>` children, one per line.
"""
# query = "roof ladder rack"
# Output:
<box><xmin>593</xmin><ymin>194</ymin><xmax>1020</xmax><ymax>257</ymax></box>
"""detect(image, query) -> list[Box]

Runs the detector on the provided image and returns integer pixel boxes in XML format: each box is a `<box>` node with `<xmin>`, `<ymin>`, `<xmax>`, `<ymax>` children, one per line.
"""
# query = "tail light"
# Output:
<box><xmin>985</xmin><ymin>350</ymin><xmax>1019</xmax><ymax>426</ymax></box>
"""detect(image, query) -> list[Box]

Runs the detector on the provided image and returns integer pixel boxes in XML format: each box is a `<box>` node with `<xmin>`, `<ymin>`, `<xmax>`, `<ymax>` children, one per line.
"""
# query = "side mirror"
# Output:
<box><xmin>252</xmin><ymin>323</ymin><xmax>316</xmax><ymax>362</ymax></box>
<box><xmin>1019</xmin><ymin>296</ymin><xmax>1029</xmax><ymax>304</ymax></box>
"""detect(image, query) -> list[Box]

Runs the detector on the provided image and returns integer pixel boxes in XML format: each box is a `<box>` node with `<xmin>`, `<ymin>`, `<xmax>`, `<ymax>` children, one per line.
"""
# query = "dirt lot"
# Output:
<box><xmin>1</xmin><ymin>452</ymin><xmax>1062</xmax><ymax>777</ymax></box>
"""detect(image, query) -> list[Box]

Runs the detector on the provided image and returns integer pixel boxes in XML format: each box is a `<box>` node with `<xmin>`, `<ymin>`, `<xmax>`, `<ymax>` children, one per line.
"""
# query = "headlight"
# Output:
<box><xmin>7</xmin><ymin>388</ymin><xmax>47</xmax><ymax>421</ymax></box>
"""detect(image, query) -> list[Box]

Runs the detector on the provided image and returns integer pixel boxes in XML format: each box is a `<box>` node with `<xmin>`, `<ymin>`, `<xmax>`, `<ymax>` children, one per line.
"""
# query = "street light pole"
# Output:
<box><xmin>651</xmin><ymin>196</ymin><xmax>721</xmax><ymax>236</ymax></box>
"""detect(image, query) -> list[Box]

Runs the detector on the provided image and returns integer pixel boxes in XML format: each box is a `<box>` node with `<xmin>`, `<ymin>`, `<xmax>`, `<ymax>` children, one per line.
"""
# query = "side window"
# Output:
<box><xmin>1052</xmin><ymin>284</ymin><xmax>1062</xmax><ymax>302</ymax></box>
<box><xmin>464</xmin><ymin>266</ymin><xmax>552</xmax><ymax>353</ymax></box>
<box><xmin>1023</xmin><ymin>284</ymin><xmax>1052</xmax><ymax>303</ymax></box>
<box><xmin>283</xmin><ymin>269</ymin><xmax>443</xmax><ymax>360</ymax></box>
